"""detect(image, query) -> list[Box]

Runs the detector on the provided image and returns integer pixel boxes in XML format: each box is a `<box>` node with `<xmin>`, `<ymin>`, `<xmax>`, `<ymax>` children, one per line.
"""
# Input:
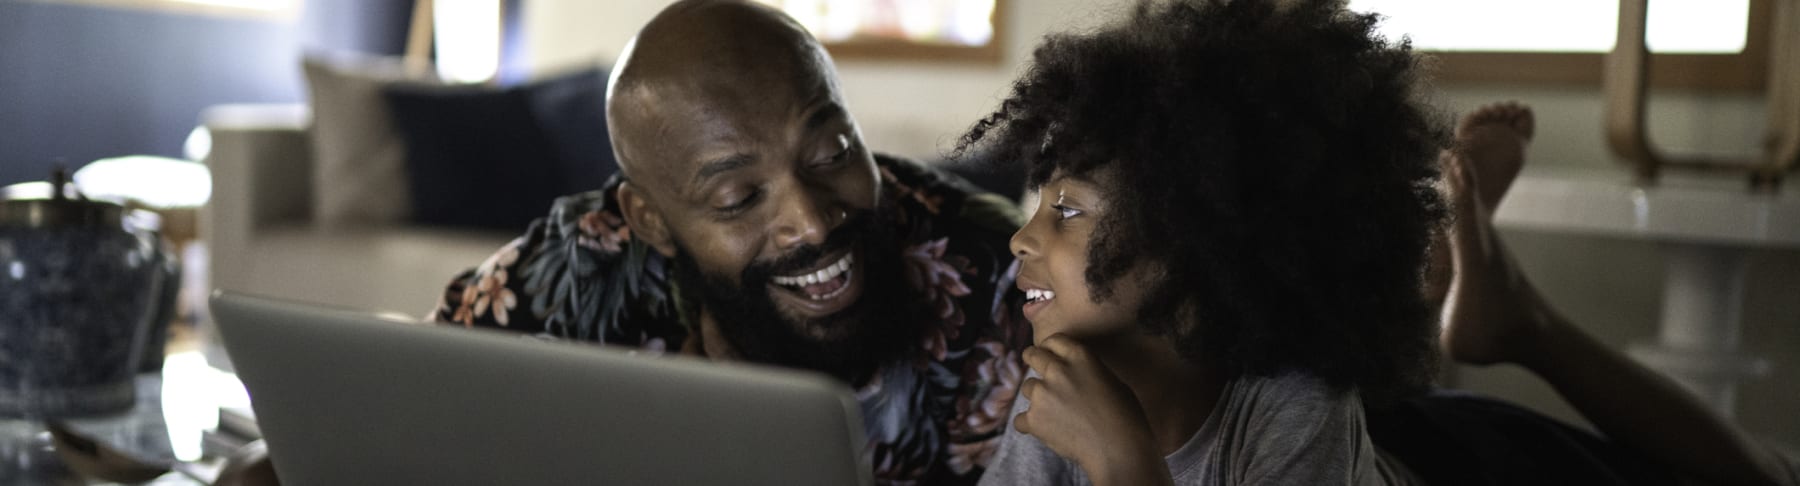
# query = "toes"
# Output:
<box><xmin>1492</xmin><ymin>101</ymin><xmax>1534</xmax><ymax>139</ymax></box>
<box><xmin>1458</xmin><ymin>103</ymin><xmax>1505</xmax><ymax>133</ymax></box>
<box><xmin>1457</xmin><ymin>101</ymin><xmax>1536</xmax><ymax>141</ymax></box>
<box><xmin>1510</xmin><ymin>105</ymin><xmax>1535</xmax><ymax>140</ymax></box>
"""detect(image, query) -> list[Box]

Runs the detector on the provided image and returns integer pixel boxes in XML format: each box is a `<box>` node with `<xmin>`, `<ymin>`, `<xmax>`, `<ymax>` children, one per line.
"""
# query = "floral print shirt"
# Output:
<box><xmin>433</xmin><ymin>155</ymin><xmax>1032</xmax><ymax>485</ymax></box>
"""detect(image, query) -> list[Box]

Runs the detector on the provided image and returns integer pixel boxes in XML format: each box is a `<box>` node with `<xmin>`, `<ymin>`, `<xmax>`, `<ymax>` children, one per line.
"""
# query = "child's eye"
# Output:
<box><xmin>1052</xmin><ymin>204</ymin><xmax>1082</xmax><ymax>220</ymax></box>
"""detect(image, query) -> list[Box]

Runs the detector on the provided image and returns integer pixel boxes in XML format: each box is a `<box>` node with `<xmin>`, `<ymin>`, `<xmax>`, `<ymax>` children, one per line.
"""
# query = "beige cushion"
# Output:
<box><xmin>300</xmin><ymin>55</ymin><xmax>435</xmax><ymax>226</ymax></box>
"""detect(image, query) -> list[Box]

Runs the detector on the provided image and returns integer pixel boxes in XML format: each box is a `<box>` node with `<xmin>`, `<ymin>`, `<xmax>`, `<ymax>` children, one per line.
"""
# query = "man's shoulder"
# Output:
<box><xmin>874</xmin><ymin>153</ymin><xmax>1024</xmax><ymax>235</ymax></box>
<box><xmin>545</xmin><ymin>175</ymin><xmax>625</xmax><ymax>225</ymax></box>
<box><xmin>431</xmin><ymin>173</ymin><xmax>684</xmax><ymax>345</ymax></box>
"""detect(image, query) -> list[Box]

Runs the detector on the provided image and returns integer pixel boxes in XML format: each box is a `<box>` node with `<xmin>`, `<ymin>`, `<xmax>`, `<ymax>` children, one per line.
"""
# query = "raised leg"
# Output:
<box><xmin>1438</xmin><ymin>109</ymin><xmax>1790</xmax><ymax>485</ymax></box>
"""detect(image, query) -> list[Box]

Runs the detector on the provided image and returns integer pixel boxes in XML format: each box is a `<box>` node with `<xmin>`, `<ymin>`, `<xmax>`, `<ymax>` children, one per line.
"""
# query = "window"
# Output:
<box><xmin>1347</xmin><ymin>0</ymin><xmax>1771</xmax><ymax>90</ymax></box>
<box><xmin>42</xmin><ymin>0</ymin><xmax>300</xmax><ymax>19</ymax></box>
<box><xmin>752</xmin><ymin>0</ymin><xmax>1006</xmax><ymax>62</ymax></box>
<box><xmin>432</xmin><ymin>0</ymin><xmax>503</xmax><ymax>83</ymax></box>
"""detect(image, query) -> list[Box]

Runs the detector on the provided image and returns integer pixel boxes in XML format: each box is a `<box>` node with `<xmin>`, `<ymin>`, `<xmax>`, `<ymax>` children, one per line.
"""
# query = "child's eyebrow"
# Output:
<box><xmin>1048</xmin><ymin>173</ymin><xmax>1103</xmax><ymax>194</ymax></box>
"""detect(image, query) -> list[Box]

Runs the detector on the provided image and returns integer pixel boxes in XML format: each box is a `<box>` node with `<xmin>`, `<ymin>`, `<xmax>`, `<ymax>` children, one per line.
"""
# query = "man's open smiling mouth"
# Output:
<box><xmin>767</xmin><ymin>248</ymin><xmax>865</xmax><ymax>319</ymax></box>
<box><xmin>771</xmin><ymin>252</ymin><xmax>855</xmax><ymax>301</ymax></box>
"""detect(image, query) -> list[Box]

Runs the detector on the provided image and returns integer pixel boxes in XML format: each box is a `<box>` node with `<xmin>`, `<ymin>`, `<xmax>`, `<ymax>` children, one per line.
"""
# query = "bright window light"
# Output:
<box><xmin>170</xmin><ymin>0</ymin><xmax>295</xmax><ymax>11</ymax></box>
<box><xmin>756</xmin><ymin>0</ymin><xmax>996</xmax><ymax>47</ymax></box>
<box><xmin>435</xmin><ymin>0</ymin><xmax>502</xmax><ymax>83</ymax></box>
<box><xmin>161</xmin><ymin>351</ymin><xmax>252</xmax><ymax>462</ymax></box>
<box><xmin>1348</xmin><ymin>0</ymin><xmax>1750</xmax><ymax>54</ymax></box>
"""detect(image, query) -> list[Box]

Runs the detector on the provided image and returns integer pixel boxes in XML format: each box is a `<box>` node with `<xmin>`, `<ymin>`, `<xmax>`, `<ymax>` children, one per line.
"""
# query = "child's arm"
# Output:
<box><xmin>1015</xmin><ymin>335</ymin><xmax>1175</xmax><ymax>486</ymax></box>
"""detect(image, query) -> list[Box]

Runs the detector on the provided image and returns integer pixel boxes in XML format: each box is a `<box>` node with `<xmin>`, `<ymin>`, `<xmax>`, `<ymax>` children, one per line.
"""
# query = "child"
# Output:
<box><xmin>960</xmin><ymin>0</ymin><xmax>1443</xmax><ymax>483</ymax></box>
<box><xmin>961</xmin><ymin>0</ymin><xmax>1800</xmax><ymax>484</ymax></box>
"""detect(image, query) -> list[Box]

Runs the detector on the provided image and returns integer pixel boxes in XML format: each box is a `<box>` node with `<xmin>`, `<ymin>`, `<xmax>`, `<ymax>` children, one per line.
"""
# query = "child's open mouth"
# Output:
<box><xmin>1021</xmin><ymin>288</ymin><xmax>1055</xmax><ymax>322</ymax></box>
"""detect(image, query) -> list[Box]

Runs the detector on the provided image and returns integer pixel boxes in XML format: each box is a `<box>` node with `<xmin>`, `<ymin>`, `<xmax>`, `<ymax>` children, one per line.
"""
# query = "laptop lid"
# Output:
<box><xmin>211</xmin><ymin>292</ymin><xmax>871</xmax><ymax>486</ymax></box>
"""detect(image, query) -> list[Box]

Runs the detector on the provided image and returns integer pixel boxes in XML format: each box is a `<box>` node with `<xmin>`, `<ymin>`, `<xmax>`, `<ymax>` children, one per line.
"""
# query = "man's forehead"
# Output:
<box><xmin>608</xmin><ymin>0</ymin><xmax>848</xmax><ymax>192</ymax></box>
<box><xmin>624</xmin><ymin>85</ymin><xmax>847</xmax><ymax>191</ymax></box>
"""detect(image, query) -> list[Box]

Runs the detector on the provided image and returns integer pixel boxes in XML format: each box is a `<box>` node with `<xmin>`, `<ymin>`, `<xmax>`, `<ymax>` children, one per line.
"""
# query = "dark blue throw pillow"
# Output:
<box><xmin>383</xmin><ymin>68</ymin><xmax>616</xmax><ymax>231</ymax></box>
<box><xmin>522</xmin><ymin>68</ymin><xmax>616</xmax><ymax>194</ymax></box>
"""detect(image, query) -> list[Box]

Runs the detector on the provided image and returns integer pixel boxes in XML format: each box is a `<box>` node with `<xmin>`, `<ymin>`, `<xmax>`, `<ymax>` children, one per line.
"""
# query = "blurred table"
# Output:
<box><xmin>1493</xmin><ymin>167</ymin><xmax>1800</xmax><ymax>417</ymax></box>
<box><xmin>0</xmin><ymin>329</ymin><xmax>254</xmax><ymax>485</ymax></box>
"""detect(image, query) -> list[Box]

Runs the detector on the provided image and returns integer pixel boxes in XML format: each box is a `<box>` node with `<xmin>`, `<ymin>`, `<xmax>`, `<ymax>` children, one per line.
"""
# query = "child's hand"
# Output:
<box><xmin>1015</xmin><ymin>334</ymin><xmax>1172</xmax><ymax>486</ymax></box>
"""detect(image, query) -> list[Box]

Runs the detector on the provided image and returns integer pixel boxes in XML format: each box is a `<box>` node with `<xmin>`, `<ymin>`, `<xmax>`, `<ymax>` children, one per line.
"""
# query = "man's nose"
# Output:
<box><xmin>771</xmin><ymin>187</ymin><xmax>834</xmax><ymax>250</ymax></box>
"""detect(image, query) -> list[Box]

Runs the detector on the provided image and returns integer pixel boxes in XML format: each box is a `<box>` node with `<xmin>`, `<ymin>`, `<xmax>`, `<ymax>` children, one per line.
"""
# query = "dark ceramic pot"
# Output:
<box><xmin>138</xmin><ymin>232</ymin><xmax>182</xmax><ymax>372</ymax></box>
<box><xmin>0</xmin><ymin>168</ymin><xmax>163</xmax><ymax>418</ymax></box>
<box><xmin>124</xmin><ymin>209</ymin><xmax>182</xmax><ymax>373</ymax></box>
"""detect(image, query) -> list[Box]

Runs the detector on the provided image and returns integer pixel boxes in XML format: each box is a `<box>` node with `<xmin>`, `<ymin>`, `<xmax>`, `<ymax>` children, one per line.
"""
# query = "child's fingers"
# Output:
<box><xmin>1036</xmin><ymin>334</ymin><xmax>1089</xmax><ymax>363</ymax></box>
<box><xmin>1022</xmin><ymin>346</ymin><xmax>1067</xmax><ymax>380</ymax></box>
<box><xmin>1021</xmin><ymin>376</ymin><xmax>1042</xmax><ymax>402</ymax></box>
<box><xmin>1014</xmin><ymin>396</ymin><xmax>1036</xmax><ymax>435</ymax></box>
<box><xmin>1015</xmin><ymin>378</ymin><xmax>1058</xmax><ymax>439</ymax></box>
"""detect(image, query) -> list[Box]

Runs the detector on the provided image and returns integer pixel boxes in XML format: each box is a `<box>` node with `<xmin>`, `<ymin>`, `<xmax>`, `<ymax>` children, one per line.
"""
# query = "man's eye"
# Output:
<box><xmin>814</xmin><ymin>134</ymin><xmax>852</xmax><ymax>167</ymax></box>
<box><xmin>716</xmin><ymin>190</ymin><xmax>761</xmax><ymax>214</ymax></box>
<box><xmin>1052</xmin><ymin>204</ymin><xmax>1082</xmax><ymax>220</ymax></box>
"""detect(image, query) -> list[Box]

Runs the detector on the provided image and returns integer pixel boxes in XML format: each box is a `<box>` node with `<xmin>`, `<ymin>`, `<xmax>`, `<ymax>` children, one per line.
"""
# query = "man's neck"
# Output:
<box><xmin>1088</xmin><ymin>331</ymin><xmax>1224</xmax><ymax>456</ymax></box>
<box><xmin>689</xmin><ymin>309</ymin><xmax>739</xmax><ymax>360</ymax></box>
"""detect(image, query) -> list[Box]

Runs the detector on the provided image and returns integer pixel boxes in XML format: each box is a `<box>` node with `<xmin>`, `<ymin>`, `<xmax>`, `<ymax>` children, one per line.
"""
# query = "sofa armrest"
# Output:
<box><xmin>202</xmin><ymin>103</ymin><xmax>313</xmax><ymax>227</ymax></box>
<box><xmin>200</xmin><ymin>103</ymin><xmax>312</xmax><ymax>293</ymax></box>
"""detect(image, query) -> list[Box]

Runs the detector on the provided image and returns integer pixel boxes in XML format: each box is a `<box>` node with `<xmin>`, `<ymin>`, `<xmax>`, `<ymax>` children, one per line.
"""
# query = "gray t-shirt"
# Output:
<box><xmin>978</xmin><ymin>371</ymin><xmax>1420</xmax><ymax>486</ymax></box>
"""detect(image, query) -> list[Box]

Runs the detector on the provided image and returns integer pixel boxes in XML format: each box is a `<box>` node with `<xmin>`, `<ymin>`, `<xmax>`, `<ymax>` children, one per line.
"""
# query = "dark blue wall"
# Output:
<box><xmin>0</xmin><ymin>0</ymin><xmax>413</xmax><ymax>186</ymax></box>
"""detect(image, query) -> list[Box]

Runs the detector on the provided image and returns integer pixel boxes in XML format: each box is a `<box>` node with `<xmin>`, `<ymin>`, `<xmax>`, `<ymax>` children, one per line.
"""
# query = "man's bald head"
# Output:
<box><xmin>606</xmin><ymin>0</ymin><xmax>844</xmax><ymax>182</ymax></box>
<box><xmin>603</xmin><ymin>1</ymin><xmax>888</xmax><ymax>378</ymax></box>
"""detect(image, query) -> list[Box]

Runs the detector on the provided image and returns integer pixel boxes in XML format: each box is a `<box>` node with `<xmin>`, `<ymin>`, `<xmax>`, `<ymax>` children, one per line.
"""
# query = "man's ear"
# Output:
<box><xmin>617</xmin><ymin>182</ymin><xmax>678</xmax><ymax>258</ymax></box>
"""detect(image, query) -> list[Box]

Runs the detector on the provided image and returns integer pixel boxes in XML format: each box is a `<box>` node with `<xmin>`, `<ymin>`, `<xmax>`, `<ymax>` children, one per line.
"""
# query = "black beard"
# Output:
<box><xmin>670</xmin><ymin>208</ymin><xmax>917</xmax><ymax>385</ymax></box>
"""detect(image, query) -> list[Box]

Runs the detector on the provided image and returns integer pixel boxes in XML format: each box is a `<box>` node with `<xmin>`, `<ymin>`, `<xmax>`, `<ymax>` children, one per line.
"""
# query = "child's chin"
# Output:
<box><xmin>1028</xmin><ymin>321</ymin><xmax>1066</xmax><ymax>344</ymax></box>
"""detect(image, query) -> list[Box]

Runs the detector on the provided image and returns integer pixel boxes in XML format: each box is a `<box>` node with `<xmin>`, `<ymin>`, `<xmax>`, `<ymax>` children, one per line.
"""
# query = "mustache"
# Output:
<box><xmin>752</xmin><ymin>209</ymin><xmax>879</xmax><ymax>279</ymax></box>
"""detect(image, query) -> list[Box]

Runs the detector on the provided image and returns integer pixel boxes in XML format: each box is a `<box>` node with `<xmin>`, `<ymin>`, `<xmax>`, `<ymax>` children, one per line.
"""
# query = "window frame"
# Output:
<box><xmin>1427</xmin><ymin>0</ymin><xmax>1771</xmax><ymax>91</ymax></box>
<box><xmin>799</xmin><ymin>0</ymin><xmax>1009</xmax><ymax>64</ymax></box>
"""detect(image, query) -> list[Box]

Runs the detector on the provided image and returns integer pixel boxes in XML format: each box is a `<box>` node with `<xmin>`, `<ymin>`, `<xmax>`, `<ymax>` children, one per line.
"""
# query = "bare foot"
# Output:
<box><xmin>1455</xmin><ymin>102</ymin><xmax>1533</xmax><ymax>210</ymax></box>
<box><xmin>1423</xmin><ymin>103</ymin><xmax>1535</xmax><ymax>312</ymax></box>
<box><xmin>1438</xmin><ymin>152</ymin><xmax>1554</xmax><ymax>366</ymax></box>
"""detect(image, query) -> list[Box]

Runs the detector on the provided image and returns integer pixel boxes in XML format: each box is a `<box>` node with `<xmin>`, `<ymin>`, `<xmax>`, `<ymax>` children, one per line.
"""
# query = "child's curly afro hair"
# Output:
<box><xmin>959</xmin><ymin>0</ymin><xmax>1448</xmax><ymax>404</ymax></box>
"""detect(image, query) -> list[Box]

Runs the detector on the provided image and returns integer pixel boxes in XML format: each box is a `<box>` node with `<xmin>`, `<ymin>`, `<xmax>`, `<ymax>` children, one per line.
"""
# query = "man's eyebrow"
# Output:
<box><xmin>689</xmin><ymin>154</ymin><xmax>754</xmax><ymax>192</ymax></box>
<box><xmin>804</xmin><ymin>102</ymin><xmax>848</xmax><ymax>132</ymax></box>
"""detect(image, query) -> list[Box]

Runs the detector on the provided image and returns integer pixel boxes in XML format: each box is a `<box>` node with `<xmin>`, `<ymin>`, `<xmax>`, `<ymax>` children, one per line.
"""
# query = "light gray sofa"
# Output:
<box><xmin>201</xmin><ymin>104</ymin><xmax>516</xmax><ymax>317</ymax></box>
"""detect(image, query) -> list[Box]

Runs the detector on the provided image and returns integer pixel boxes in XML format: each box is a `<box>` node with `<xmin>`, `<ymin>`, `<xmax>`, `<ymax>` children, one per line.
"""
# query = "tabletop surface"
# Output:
<box><xmin>1</xmin><ymin>337</ymin><xmax>252</xmax><ymax>485</ymax></box>
<box><xmin>1493</xmin><ymin>167</ymin><xmax>1800</xmax><ymax>248</ymax></box>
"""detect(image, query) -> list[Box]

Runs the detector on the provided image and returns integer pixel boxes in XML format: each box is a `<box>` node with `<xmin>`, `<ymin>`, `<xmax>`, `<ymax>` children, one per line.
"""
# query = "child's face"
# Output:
<box><xmin>1010</xmin><ymin>170</ymin><xmax>1149</xmax><ymax>344</ymax></box>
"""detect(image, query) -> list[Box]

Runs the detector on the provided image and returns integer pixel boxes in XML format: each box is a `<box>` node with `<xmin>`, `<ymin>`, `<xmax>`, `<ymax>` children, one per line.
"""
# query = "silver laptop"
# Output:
<box><xmin>211</xmin><ymin>292</ymin><xmax>871</xmax><ymax>485</ymax></box>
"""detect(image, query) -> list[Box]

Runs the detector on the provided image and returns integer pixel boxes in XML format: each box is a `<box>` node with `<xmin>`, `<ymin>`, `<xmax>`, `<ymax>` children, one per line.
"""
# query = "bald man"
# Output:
<box><xmin>431</xmin><ymin>1</ymin><xmax>1029</xmax><ymax>483</ymax></box>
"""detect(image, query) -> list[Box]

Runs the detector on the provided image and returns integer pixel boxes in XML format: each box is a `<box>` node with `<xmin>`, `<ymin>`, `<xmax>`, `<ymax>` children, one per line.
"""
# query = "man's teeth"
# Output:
<box><xmin>772</xmin><ymin>253</ymin><xmax>855</xmax><ymax>287</ymax></box>
<box><xmin>1026</xmin><ymin>289</ymin><xmax>1055</xmax><ymax>302</ymax></box>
